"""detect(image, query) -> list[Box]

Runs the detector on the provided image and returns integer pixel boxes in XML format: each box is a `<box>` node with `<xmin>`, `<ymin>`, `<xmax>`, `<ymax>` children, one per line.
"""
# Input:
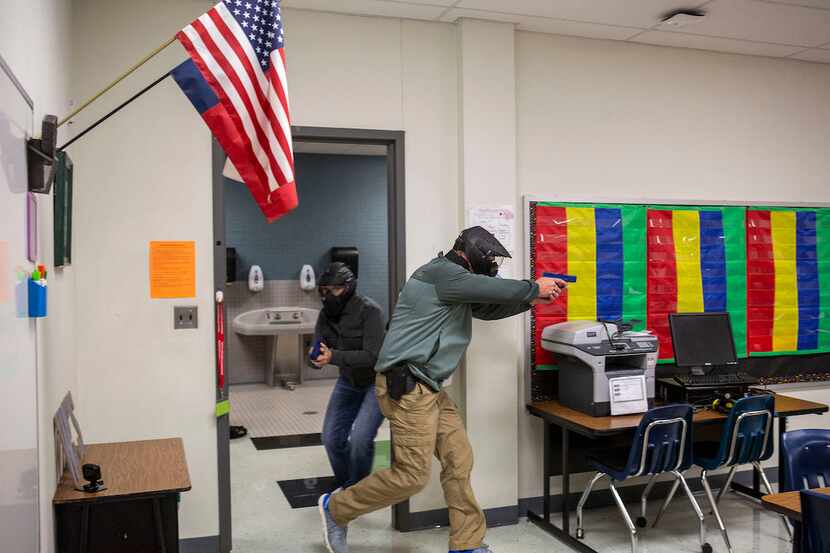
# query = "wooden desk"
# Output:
<box><xmin>526</xmin><ymin>394</ymin><xmax>828</xmax><ymax>553</ymax></box>
<box><xmin>54</xmin><ymin>438</ymin><xmax>191</xmax><ymax>553</ymax></box>
<box><xmin>762</xmin><ymin>487</ymin><xmax>830</xmax><ymax>522</ymax></box>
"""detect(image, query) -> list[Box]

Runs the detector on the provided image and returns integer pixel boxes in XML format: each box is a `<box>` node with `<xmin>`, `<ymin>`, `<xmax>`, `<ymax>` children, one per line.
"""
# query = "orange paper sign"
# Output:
<box><xmin>149</xmin><ymin>241</ymin><xmax>196</xmax><ymax>299</ymax></box>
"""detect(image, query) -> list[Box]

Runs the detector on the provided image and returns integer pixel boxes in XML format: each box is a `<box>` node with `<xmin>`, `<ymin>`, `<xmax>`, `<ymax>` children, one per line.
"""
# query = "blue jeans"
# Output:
<box><xmin>322</xmin><ymin>376</ymin><xmax>385</xmax><ymax>489</ymax></box>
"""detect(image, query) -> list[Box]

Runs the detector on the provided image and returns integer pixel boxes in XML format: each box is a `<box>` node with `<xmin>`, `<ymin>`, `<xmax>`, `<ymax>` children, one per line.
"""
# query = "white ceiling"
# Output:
<box><xmin>281</xmin><ymin>0</ymin><xmax>830</xmax><ymax>63</ymax></box>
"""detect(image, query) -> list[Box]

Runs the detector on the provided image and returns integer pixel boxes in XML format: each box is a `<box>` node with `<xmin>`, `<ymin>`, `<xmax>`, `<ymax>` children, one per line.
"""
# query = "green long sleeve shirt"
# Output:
<box><xmin>375</xmin><ymin>255</ymin><xmax>540</xmax><ymax>391</ymax></box>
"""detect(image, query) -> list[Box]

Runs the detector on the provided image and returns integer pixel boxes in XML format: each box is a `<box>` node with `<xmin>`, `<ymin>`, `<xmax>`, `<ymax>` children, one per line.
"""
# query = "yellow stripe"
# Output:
<box><xmin>771</xmin><ymin>211</ymin><xmax>798</xmax><ymax>351</ymax></box>
<box><xmin>672</xmin><ymin>210</ymin><xmax>704</xmax><ymax>312</ymax></box>
<box><xmin>566</xmin><ymin>207</ymin><xmax>597</xmax><ymax>319</ymax></box>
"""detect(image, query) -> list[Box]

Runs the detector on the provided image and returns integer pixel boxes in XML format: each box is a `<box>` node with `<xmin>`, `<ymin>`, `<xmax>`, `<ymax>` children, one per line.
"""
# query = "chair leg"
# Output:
<box><xmin>701</xmin><ymin>470</ymin><xmax>733</xmax><ymax>553</ymax></box>
<box><xmin>576</xmin><ymin>473</ymin><xmax>607</xmax><ymax>539</ymax></box>
<box><xmin>753</xmin><ymin>461</ymin><xmax>793</xmax><ymax>541</ymax></box>
<box><xmin>674</xmin><ymin>471</ymin><xmax>709</xmax><ymax>551</ymax></box>
<box><xmin>651</xmin><ymin>474</ymin><xmax>681</xmax><ymax>528</ymax></box>
<box><xmin>609</xmin><ymin>481</ymin><xmax>639</xmax><ymax>553</ymax></box>
<box><xmin>715</xmin><ymin>465</ymin><xmax>738</xmax><ymax>506</ymax></box>
<box><xmin>640</xmin><ymin>474</ymin><xmax>657</xmax><ymax>524</ymax></box>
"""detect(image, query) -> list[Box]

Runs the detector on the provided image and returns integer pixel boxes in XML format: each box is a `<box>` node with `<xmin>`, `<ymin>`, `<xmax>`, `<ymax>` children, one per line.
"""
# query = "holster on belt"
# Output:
<box><xmin>386</xmin><ymin>363</ymin><xmax>417</xmax><ymax>401</ymax></box>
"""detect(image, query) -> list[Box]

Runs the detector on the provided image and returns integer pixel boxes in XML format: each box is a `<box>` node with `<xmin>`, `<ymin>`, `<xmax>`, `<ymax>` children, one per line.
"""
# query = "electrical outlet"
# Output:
<box><xmin>174</xmin><ymin>306</ymin><xmax>198</xmax><ymax>329</ymax></box>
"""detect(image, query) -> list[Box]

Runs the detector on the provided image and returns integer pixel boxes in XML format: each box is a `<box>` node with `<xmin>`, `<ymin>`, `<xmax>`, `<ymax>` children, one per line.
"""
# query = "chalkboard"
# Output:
<box><xmin>0</xmin><ymin>54</ymin><xmax>39</xmax><ymax>553</ymax></box>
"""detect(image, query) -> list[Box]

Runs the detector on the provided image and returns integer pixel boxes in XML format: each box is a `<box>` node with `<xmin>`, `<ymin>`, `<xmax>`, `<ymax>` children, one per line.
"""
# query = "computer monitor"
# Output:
<box><xmin>669</xmin><ymin>312</ymin><xmax>738</xmax><ymax>371</ymax></box>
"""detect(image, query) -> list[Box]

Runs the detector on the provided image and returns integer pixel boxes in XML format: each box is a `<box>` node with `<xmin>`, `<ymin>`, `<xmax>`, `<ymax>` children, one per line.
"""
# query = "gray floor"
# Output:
<box><xmin>230</xmin><ymin>433</ymin><xmax>794</xmax><ymax>553</ymax></box>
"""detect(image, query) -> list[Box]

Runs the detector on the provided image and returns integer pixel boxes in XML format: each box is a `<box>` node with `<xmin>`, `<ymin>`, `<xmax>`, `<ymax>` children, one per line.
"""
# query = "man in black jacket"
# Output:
<box><xmin>312</xmin><ymin>262</ymin><xmax>386</xmax><ymax>490</ymax></box>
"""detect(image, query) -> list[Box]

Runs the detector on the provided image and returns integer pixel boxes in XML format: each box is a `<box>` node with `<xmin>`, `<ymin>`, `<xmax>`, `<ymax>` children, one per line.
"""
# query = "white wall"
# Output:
<box><xmin>516</xmin><ymin>30</ymin><xmax>830</xmax><ymax>500</ymax></box>
<box><xmin>68</xmin><ymin>0</ymin><xmax>218</xmax><ymax>540</ymax></box>
<box><xmin>0</xmin><ymin>2</ymin><xmax>74</xmax><ymax>553</ymax></box>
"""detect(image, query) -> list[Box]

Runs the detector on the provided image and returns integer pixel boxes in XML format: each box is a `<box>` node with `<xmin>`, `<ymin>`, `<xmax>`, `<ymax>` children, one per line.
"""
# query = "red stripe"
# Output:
<box><xmin>533</xmin><ymin>206</ymin><xmax>569</xmax><ymax>367</ymax></box>
<box><xmin>746</xmin><ymin>210</ymin><xmax>775</xmax><ymax>352</ymax></box>
<box><xmin>646</xmin><ymin>209</ymin><xmax>678</xmax><ymax>360</ymax></box>
<box><xmin>191</xmin><ymin>18</ymin><xmax>287</xmax><ymax>187</ymax></box>
<box><xmin>209</xmin><ymin>11</ymin><xmax>293</xmax><ymax>175</ymax></box>
<box><xmin>261</xmin><ymin>181</ymin><xmax>298</xmax><ymax>222</ymax></box>
<box><xmin>177</xmin><ymin>30</ymin><xmax>271</xmax><ymax>202</ymax></box>
<box><xmin>266</xmin><ymin>62</ymin><xmax>293</xmax><ymax>170</ymax></box>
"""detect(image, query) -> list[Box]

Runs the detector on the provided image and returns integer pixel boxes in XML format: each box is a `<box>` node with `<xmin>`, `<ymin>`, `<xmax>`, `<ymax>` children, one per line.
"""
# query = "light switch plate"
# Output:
<box><xmin>174</xmin><ymin>306</ymin><xmax>198</xmax><ymax>329</ymax></box>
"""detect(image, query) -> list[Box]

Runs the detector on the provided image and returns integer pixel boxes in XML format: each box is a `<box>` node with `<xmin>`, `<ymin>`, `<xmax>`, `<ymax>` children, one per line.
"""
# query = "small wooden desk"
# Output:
<box><xmin>762</xmin><ymin>487</ymin><xmax>830</xmax><ymax>522</ymax></box>
<box><xmin>54</xmin><ymin>438</ymin><xmax>191</xmax><ymax>553</ymax></box>
<box><xmin>526</xmin><ymin>394</ymin><xmax>828</xmax><ymax>553</ymax></box>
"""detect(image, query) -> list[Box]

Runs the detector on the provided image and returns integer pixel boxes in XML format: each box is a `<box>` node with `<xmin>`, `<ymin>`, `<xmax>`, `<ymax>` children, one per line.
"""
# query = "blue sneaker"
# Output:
<box><xmin>318</xmin><ymin>492</ymin><xmax>348</xmax><ymax>553</ymax></box>
<box><xmin>450</xmin><ymin>546</ymin><xmax>494</xmax><ymax>553</ymax></box>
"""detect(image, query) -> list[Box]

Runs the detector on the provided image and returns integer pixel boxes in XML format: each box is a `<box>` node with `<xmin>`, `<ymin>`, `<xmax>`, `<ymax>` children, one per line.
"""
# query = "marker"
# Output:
<box><xmin>543</xmin><ymin>272</ymin><xmax>577</xmax><ymax>283</ymax></box>
<box><xmin>309</xmin><ymin>339</ymin><xmax>323</xmax><ymax>361</ymax></box>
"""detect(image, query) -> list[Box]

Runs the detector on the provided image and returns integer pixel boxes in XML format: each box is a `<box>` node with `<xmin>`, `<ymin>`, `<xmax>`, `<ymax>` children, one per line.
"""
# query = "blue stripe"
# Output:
<box><xmin>171</xmin><ymin>59</ymin><xmax>219</xmax><ymax>114</ymax></box>
<box><xmin>796</xmin><ymin>211</ymin><xmax>820</xmax><ymax>350</ymax></box>
<box><xmin>595</xmin><ymin>208</ymin><xmax>623</xmax><ymax>321</ymax></box>
<box><xmin>699</xmin><ymin>211</ymin><xmax>727</xmax><ymax>312</ymax></box>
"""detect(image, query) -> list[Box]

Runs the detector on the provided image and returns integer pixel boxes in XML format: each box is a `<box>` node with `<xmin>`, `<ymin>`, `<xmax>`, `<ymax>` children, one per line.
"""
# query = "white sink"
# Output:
<box><xmin>232</xmin><ymin>307</ymin><xmax>319</xmax><ymax>336</ymax></box>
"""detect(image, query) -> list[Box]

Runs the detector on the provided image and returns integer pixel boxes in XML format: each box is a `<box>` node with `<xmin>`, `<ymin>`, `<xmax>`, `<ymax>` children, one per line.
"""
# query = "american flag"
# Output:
<box><xmin>172</xmin><ymin>0</ymin><xmax>296</xmax><ymax>222</ymax></box>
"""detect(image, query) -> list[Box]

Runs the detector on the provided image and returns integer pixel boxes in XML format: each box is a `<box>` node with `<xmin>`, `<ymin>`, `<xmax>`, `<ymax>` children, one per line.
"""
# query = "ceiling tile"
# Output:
<box><xmin>669</xmin><ymin>0</ymin><xmax>830</xmax><ymax>48</ymax></box>
<box><xmin>441</xmin><ymin>8</ymin><xmax>641</xmax><ymax>40</ymax></box>
<box><xmin>756</xmin><ymin>0</ymin><xmax>830</xmax><ymax>9</ymax></box>
<box><xmin>281</xmin><ymin>0</ymin><xmax>447</xmax><ymax>20</ymax></box>
<box><xmin>633</xmin><ymin>30</ymin><xmax>807</xmax><ymax>57</ymax></box>
<box><xmin>789</xmin><ymin>47</ymin><xmax>830</xmax><ymax>62</ymax></box>
<box><xmin>454</xmin><ymin>0</ymin><xmax>708</xmax><ymax>28</ymax></box>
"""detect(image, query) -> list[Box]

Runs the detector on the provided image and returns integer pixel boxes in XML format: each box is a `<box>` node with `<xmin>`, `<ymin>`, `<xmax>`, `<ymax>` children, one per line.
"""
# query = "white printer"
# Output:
<box><xmin>541</xmin><ymin>320</ymin><xmax>659</xmax><ymax>416</ymax></box>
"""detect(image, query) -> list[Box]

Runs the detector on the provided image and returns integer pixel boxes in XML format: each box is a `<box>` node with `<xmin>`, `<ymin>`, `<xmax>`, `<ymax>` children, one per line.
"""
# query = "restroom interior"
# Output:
<box><xmin>222</xmin><ymin>142</ymin><xmax>393</xmax><ymax>497</ymax></box>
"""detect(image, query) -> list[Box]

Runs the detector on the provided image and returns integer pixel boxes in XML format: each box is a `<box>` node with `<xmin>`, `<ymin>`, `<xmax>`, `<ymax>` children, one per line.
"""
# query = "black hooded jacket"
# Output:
<box><xmin>313</xmin><ymin>293</ymin><xmax>385</xmax><ymax>388</ymax></box>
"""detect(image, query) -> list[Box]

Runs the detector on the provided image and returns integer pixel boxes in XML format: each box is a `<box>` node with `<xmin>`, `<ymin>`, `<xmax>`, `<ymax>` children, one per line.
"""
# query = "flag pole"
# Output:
<box><xmin>57</xmin><ymin>36</ymin><xmax>177</xmax><ymax>127</ymax></box>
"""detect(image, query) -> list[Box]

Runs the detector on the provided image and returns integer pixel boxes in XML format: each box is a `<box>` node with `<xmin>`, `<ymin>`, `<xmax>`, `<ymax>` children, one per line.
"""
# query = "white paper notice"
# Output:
<box><xmin>609</xmin><ymin>375</ymin><xmax>648</xmax><ymax>416</ymax></box>
<box><xmin>467</xmin><ymin>206</ymin><xmax>516</xmax><ymax>278</ymax></box>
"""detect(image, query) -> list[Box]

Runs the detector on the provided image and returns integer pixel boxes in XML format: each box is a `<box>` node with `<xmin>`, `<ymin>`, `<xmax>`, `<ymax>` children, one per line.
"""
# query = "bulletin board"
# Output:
<box><xmin>527</xmin><ymin>199</ymin><xmax>830</xmax><ymax>385</ymax></box>
<box><xmin>0</xmin><ymin>54</ymin><xmax>40</xmax><ymax>553</ymax></box>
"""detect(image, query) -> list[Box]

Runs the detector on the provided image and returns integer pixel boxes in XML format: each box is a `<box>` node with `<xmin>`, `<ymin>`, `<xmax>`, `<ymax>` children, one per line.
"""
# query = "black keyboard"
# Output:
<box><xmin>674</xmin><ymin>372</ymin><xmax>759</xmax><ymax>388</ymax></box>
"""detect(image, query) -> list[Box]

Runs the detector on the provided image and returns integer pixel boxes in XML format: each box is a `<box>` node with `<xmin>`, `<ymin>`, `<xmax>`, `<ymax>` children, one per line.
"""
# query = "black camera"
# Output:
<box><xmin>82</xmin><ymin>463</ymin><xmax>106</xmax><ymax>493</ymax></box>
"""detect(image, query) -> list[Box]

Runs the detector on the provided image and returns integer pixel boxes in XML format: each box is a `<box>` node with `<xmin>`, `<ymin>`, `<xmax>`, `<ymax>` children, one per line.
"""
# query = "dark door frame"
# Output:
<box><xmin>212</xmin><ymin>126</ymin><xmax>406</xmax><ymax>552</ymax></box>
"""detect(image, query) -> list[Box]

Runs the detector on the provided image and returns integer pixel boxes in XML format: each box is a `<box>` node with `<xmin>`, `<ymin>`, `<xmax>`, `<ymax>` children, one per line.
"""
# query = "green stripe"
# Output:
<box><xmin>536</xmin><ymin>365</ymin><xmax>559</xmax><ymax>372</ymax></box>
<box><xmin>749</xmin><ymin>349</ymin><xmax>829</xmax><ymax>358</ymax></box>
<box><xmin>622</xmin><ymin>205</ymin><xmax>647</xmax><ymax>330</ymax></box>
<box><xmin>817</xmin><ymin>209</ymin><xmax>830</xmax><ymax>351</ymax></box>
<box><xmin>722</xmin><ymin>207</ymin><xmax>747</xmax><ymax>358</ymax></box>
<box><xmin>657</xmin><ymin>358</ymin><xmax>675</xmax><ymax>365</ymax></box>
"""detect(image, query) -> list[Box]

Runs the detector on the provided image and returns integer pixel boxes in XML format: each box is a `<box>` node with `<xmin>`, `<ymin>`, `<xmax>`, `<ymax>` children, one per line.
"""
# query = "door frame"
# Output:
<box><xmin>212</xmin><ymin>126</ymin><xmax>406</xmax><ymax>552</ymax></box>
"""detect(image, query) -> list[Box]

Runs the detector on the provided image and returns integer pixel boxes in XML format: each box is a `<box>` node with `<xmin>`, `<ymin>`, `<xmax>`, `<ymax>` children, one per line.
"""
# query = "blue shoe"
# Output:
<box><xmin>450</xmin><ymin>546</ymin><xmax>494</xmax><ymax>553</ymax></box>
<box><xmin>318</xmin><ymin>492</ymin><xmax>348</xmax><ymax>553</ymax></box>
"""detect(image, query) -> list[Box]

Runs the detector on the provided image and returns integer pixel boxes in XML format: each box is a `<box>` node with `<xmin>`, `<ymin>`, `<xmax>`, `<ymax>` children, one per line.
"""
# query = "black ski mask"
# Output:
<box><xmin>318</xmin><ymin>262</ymin><xmax>357</xmax><ymax>319</ymax></box>
<box><xmin>450</xmin><ymin>226</ymin><xmax>511</xmax><ymax>277</ymax></box>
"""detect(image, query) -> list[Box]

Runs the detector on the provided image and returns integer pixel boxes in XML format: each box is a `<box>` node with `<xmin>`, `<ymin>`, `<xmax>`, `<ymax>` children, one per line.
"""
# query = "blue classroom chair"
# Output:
<box><xmin>781</xmin><ymin>429</ymin><xmax>830</xmax><ymax>553</ymax></box>
<box><xmin>576</xmin><ymin>404</ymin><xmax>710</xmax><ymax>553</ymax></box>
<box><xmin>800</xmin><ymin>490</ymin><xmax>830</xmax><ymax>553</ymax></box>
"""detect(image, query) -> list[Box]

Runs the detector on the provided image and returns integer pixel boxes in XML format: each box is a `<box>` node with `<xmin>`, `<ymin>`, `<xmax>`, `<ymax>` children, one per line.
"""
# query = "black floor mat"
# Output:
<box><xmin>251</xmin><ymin>433</ymin><xmax>322</xmax><ymax>451</ymax></box>
<box><xmin>277</xmin><ymin>476</ymin><xmax>338</xmax><ymax>508</ymax></box>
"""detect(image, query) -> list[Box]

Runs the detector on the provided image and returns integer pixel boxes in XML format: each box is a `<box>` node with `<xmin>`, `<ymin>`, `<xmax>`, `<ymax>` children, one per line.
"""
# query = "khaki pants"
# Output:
<box><xmin>329</xmin><ymin>373</ymin><xmax>486</xmax><ymax>551</ymax></box>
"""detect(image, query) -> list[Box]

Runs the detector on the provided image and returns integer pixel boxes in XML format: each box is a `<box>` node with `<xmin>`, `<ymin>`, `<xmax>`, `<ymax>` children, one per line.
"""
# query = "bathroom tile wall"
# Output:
<box><xmin>225</xmin><ymin>280</ymin><xmax>339</xmax><ymax>384</ymax></box>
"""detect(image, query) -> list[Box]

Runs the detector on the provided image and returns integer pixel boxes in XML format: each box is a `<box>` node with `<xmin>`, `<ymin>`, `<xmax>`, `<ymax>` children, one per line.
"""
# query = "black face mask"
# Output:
<box><xmin>321</xmin><ymin>293</ymin><xmax>350</xmax><ymax>318</ymax></box>
<box><xmin>318</xmin><ymin>262</ymin><xmax>357</xmax><ymax>319</ymax></box>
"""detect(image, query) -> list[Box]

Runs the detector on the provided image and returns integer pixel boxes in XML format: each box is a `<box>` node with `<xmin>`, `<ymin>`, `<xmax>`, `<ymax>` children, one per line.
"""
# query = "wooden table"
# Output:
<box><xmin>762</xmin><ymin>487</ymin><xmax>830</xmax><ymax>522</ymax></box>
<box><xmin>54</xmin><ymin>438</ymin><xmax>191</xmax><ymax>553</ymax></box>
<box><xmin>526</xmin><ymin>394</ymin><xmax>828</xmax><ymax>553</ymax></box>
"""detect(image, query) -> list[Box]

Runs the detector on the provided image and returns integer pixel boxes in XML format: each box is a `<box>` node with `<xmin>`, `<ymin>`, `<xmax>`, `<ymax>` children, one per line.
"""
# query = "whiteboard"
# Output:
<box><xmin>0</xmin><ymin>54</ymin><xmax>39</xmax><ymax>553</ymax></box>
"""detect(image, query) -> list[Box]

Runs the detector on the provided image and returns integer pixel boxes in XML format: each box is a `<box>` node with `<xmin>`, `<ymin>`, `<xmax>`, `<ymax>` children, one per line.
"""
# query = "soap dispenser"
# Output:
<box><xmin>300</xmin><ymin>265</ymin><xmax>316</xmax><ymax>291</ymax></box>
<box><xmin>248</xmin><ymin>265</ymin><xmax>264</xmax><ymax>292</ymax></box>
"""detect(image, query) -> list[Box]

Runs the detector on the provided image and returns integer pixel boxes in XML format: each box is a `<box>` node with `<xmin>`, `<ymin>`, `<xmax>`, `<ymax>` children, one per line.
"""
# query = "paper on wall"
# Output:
<box><xmin>467</xmin><ymin>206</ymin><xmax>516</xmax><ymax>278</ymax></box>
<box><xmin>149</xmin><ymin>241</ymin><xmax>196</xmax><ymax>299</ymax></box>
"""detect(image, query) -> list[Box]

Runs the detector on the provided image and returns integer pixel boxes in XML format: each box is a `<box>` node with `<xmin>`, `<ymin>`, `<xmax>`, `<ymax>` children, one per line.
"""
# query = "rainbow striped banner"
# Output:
<box><xmin>531</xmin><ymin>203</ymin><xmax>646</xmax><ymax>368</ymax></box>
<box><xmin>747</xmin><ymin>208</ymin><xmax>830</xmax><ymax>355</ymax></box>
<box><xmin>646</xmin><ymin>207</ymin><xmax>747</xmax><ymax>361</ymax></box>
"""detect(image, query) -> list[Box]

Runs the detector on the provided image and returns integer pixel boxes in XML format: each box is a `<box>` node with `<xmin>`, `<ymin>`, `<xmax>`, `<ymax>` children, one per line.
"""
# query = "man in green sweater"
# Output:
<box><xmin>319</xmin><ymin>226</ymin><xmax>566</xmax><ymax>553</ymax></box>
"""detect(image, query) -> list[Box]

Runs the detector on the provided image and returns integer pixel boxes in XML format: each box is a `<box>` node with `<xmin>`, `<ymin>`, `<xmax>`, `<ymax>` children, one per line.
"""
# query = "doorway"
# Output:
<box><xmin>212</xmin><ymin>127</ymin><xmax>405</xmax><ymax>552</ymax></box>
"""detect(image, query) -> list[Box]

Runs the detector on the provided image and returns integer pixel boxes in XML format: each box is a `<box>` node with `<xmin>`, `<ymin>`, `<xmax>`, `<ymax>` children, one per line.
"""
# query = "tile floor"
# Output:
<box><xmin>230</xmin><ymin>432</ymin><xmax>794</xmax><ymax>553</ymax></box>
